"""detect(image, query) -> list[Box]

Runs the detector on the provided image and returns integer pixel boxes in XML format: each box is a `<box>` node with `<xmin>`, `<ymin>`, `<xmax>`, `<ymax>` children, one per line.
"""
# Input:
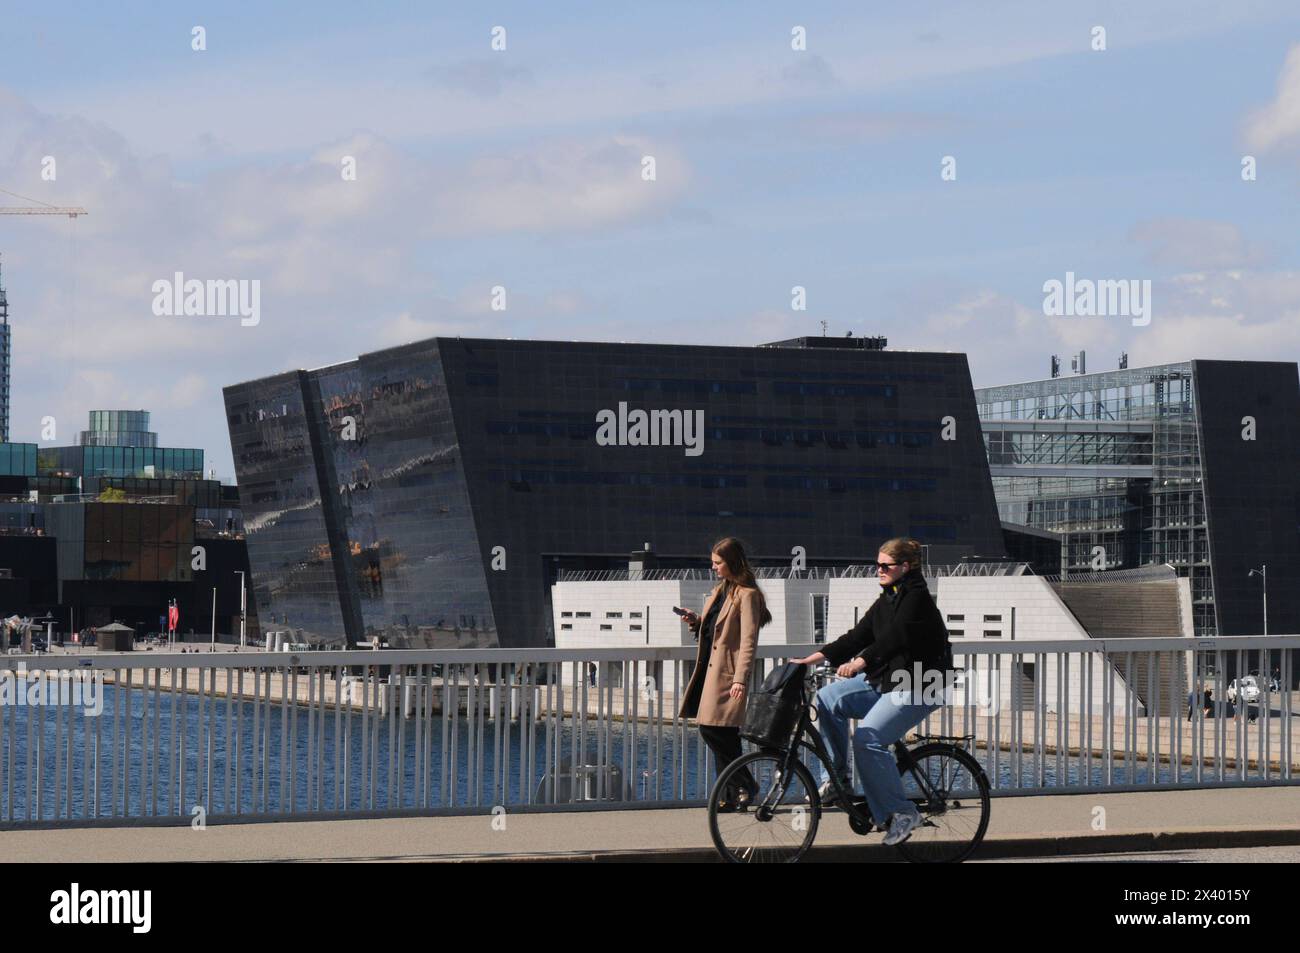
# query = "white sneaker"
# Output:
<box><xmin>883</xmin><ymin>809</ymin><xmax>921</xmax><ymax>846</ymax></box>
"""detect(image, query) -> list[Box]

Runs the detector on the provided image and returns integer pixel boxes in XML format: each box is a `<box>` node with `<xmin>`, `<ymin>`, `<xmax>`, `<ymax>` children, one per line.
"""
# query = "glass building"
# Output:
<box><xmin>225</xmin><ymin>336</ymin><xmax>1009</xmax><ymax>649</ymax></box>
<box><xmin>80</xmin><ymin>410</ymin><xmax>159</xmax><ymax>448</ymax></box>
<box><xmin>38</xmin><ymin>446</ymin><xmax>202</xmax><ymax>480</ymax></box>
<box><xmin>976</xmin><ymin>360</ymin><xmax>1300</xmax><ymax>638</ymax></box>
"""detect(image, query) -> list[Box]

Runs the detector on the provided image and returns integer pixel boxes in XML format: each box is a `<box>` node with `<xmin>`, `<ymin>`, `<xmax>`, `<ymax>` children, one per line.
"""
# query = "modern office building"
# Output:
<box><xmin>224</xmin><ymin>336</ymin><xmax>1010</xmax><ymax>649</ymax></box>
<box><xmin>0</xmin><ymin>411</ymin><xmax>254</xmax><ymax>639</ymax></box>
<box><xmin>975</xmin><ymin>360</ymin><xmax>1300</xmax><ymax>639</ymax></box>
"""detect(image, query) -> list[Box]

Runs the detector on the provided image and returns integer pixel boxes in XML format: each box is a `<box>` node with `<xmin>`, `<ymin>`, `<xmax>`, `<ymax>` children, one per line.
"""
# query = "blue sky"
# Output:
<box><xmin>2</xmin><ymin>1</ymin><xmax>1300</xmax><ymax>478</ymax></box>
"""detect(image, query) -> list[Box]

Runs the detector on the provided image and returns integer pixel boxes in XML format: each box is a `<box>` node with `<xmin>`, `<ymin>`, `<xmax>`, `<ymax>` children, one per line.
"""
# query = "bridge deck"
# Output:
<box><xmin>2</xmin><ymin>785</ymin><xmax>1298</xmax><ymax>862</ymax></box>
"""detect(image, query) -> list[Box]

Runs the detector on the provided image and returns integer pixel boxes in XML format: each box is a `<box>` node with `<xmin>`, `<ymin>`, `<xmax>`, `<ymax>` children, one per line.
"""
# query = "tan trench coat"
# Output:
<box><xmin>679</xmin><ymin>584</ymin><xmax>761</xmax><ymax>727</ymax></box>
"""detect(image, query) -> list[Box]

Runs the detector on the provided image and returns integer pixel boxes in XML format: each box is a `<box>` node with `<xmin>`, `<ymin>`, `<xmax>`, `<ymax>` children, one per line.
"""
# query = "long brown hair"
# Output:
<box><xmin>712</xmin><ymin>537</ymin><xmax>773</xmax><ymax>628</ymax></box>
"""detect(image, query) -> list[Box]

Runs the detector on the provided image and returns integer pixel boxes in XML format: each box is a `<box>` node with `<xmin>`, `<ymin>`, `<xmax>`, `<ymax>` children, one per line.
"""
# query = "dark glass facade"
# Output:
<box><xmin>44</xmin><ymin>502</ymin><xmax>194</xmax><ymax>583</ymax></box>
<box><xmin>225</xmin><ymin>338</ymin><xmax>1009</xmax><ymax>648</ymax></box>
<box><xmin>0</xmin><ymin>442</ymin><xmax>36</xmax><ymax>476</ymax></box>
<box><xmin>221</xmin><ymin>371</ymin><xmax>352</xmax><ymax>641</ymax></box>
<box><xmin>1193</xmin><ymin>361</ymin><xmax>1300</xmax><ymax>637</ymax></box>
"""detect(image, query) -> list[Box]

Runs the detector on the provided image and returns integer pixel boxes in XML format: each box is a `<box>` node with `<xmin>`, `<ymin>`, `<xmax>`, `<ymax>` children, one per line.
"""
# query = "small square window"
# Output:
<box><xmin>983</xmin><ymin>614</ymin><xmax>1002</xmax><ymax>622</ymax></box>
<box><xmin>947</xmin><ymin>614</ymin><xmax>965</xmax><ymax>622</ymax></box>
<box><xmin>983</xmin><ymin>630</ymin><xmax>1001</xmax><ymax>638</ymax></box>
<box><xmin>949</xmin><ymin>629</ymin><xmax>964</xmax><ymax>637</ymax></box>
<box><xmin>599</xmin><ymin>624</ymin><xmax>613</xmax><ymax>631</ymax></box>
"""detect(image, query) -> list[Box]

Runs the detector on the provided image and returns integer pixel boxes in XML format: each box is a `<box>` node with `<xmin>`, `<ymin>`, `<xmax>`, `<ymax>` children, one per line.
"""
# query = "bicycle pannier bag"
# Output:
<box><xmin>741</xmin><ymin>662</ymin><xmax>805</xmax><ymax>748</ymax></box>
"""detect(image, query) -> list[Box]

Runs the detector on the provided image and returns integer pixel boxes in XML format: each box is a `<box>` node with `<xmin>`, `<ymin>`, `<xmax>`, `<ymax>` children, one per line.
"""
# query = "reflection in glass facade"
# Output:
<box><xmin>80</xmin><ymin>410</ymin><xmax>159</xmax><ymax>448</ymax></box>
<box><xmin>221</xmin><ymin>372</ymin><xmax>351</xmax><ymax>644</ymax></box>
<box><xmin>83</xmin><ymin>503</ymin><xmax>191</xmax><ymax>581</ymax></box>
<box><xmin>0</xmin><ymin>442</ymin><xmax>37</xmax><ymax>477</ymax></box>
<box><xmin>37</xmin><ymin>445</ymin><xmax>203</xmax><ymax>479</ymax></box>
<box><xmin>226</xmin><ymin>338</ymin><xmax>1009</xmax><ymax>648</ymax></box>
<box><xmin>977</xmin><ymin>360</ymin><xmax>1300</xmax><ymax>638</ymax></box>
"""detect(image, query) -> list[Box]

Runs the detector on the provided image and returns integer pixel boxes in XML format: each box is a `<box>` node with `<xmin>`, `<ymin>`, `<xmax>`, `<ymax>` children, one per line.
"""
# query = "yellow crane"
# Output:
<box><xmin>0</xmin><ymin>187</ymin><xmax>87</xmax><ymax>218</ymax></box>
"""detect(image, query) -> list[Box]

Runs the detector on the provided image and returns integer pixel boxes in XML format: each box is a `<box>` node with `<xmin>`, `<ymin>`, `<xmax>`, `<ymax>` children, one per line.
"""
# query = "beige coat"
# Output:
<box><xmin>679</xmin><ymin>584</ymin><xmax>762</xmax><ymax>727</ymax></box>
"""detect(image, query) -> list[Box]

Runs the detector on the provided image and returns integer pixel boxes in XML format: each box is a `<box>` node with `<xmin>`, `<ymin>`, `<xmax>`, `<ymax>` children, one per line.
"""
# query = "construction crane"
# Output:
<box><xmin>0</xmin><ymin>187</ymin><xmax>87</xmax><ymax>218</ymax></box>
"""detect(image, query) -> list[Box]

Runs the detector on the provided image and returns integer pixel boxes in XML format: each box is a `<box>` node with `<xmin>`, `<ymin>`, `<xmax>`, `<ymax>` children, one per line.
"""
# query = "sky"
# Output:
<box><xmin>2</xmin><ymin>1</ymin><xmax>1300</xmax><ymax>480</ymax></box>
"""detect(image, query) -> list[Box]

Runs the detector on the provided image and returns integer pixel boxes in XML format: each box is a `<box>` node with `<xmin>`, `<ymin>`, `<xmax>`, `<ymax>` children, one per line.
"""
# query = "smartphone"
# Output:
<box><xmin>672</xmin><ymin>606</ymin><xmax>691</xmax><ymax>617</ymax></box>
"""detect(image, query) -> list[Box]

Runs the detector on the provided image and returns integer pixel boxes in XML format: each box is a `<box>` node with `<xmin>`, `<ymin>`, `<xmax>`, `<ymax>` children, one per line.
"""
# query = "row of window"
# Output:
<box><xmin>491</xmin><ymin>469</ymin><xmax>944</xmax><ymax>493</ymax></box>
<box><xmin>560</xmin><ymin>611</ymin><xmax>645</xmax><ymax>619</ymax></box>
<box><xmin>559</xmin><ymin>623</ymin><xmax>644</xmax><ymax>632</ymax></box>
<box><xmin>486</xmin><ymin>420</ymin><xmax>935</xmax><ymax>449</ymax></box>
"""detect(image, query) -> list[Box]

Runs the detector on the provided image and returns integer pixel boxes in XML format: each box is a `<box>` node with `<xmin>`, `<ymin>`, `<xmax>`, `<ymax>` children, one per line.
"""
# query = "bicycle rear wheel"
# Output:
<box><xmin>708</xmin><ymin>751</ymin><xmax>820</xmax><ymax>863</ymax></box>
<box><xmin>894</xmin><ymin>743</ymin><xmax>990</xmax><ymax>864</ymax></box>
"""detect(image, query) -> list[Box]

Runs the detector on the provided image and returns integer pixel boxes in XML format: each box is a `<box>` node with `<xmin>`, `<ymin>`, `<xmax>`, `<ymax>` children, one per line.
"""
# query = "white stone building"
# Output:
<box><xmin>552</xmin><ymin>563</ymin><xmax>1193</xmax><ymax>716</ymax></box>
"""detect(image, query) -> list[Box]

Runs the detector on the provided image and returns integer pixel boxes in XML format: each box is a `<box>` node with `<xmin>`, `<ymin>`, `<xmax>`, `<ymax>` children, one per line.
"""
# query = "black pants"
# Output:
<box><xmin>698</xmin><ymin>725</ymin><xmax>756</xmax><ymax>798</ymax></box>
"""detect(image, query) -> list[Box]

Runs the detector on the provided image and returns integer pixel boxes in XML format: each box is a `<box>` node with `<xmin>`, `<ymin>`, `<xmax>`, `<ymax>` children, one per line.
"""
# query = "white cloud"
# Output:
<box><xmin>0</xmin><ymin>90</ymin><xmax>692</xmax><ymax>478</ymax></box>
<box><xmin>1244</xmin><ymin>43</ymin><xmax>1300</xmax><ymax>152</ymax></box>
<box><xmin>906</xmin><ymin>269</ymin><xmax>1300</xmax><ymax>390</ymax></box>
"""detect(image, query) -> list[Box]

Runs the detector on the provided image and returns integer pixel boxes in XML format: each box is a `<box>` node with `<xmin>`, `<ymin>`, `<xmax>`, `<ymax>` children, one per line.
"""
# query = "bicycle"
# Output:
<box><xmin>708</xmin><ymin>663</ymin><xmax>991</xmax><ymax>863</ymax></box>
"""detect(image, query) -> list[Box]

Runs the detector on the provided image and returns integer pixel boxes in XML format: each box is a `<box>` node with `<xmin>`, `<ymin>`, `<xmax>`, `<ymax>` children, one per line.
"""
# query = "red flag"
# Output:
<box><xmin>168</xmin><ymin>604</ymin><xmax>179</xmax><ymax>632</ymax></box>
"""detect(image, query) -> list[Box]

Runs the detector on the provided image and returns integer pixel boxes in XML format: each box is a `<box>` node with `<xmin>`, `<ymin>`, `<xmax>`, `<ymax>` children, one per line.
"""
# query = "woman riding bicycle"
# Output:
<box><xmin>790</xmin><ymin>538</ymin><xmax>953</xmax><ymax>846</ymax></box>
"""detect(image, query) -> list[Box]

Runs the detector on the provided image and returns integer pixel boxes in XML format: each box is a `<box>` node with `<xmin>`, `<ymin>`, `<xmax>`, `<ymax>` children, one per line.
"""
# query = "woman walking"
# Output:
<box><xmin>679</xmin><ymin>537</ymin><xmax>772</xmax><ymax>810</ymax></box>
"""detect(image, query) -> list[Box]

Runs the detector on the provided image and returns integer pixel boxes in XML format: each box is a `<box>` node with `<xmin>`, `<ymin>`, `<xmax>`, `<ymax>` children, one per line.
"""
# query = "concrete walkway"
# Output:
<box><xmin>2</xmin><ymin>786</ymin><xmax>1300</xmax><ymax>862</ymax></box>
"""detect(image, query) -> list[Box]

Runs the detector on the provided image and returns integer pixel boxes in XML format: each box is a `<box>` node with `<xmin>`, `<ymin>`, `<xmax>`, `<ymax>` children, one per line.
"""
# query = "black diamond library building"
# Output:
<box><xmin>223</xmin><ymin>336</ymin><xmax>1009</xmax><ymax>649</ymax></box>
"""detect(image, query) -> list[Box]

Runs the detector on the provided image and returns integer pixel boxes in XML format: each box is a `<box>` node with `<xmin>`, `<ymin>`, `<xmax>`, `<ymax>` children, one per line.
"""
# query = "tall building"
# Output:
<box><xmin>975</xmin><ymin>360</ymin><xmax>1300</xmax><ymax>638</ymax></box>
<box><xmin>0</xmin><ymin>256</ymin><xmax>10</xmax><ymax>443</ymax></box>
<box><xmin>224</xmin><ymin>336</ymin><xmax>1009</xmax><ymax>649</ymax></box>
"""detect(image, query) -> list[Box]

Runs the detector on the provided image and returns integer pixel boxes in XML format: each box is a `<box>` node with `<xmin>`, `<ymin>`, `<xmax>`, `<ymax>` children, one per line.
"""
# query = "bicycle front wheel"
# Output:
<box><xmin>708</xmin><ymin>751</ymin><xmax>820</xmax><ymax>863</ymax></box>
<box><xmin>894</xmin><ymin>743</ymin><xmax>991</xmax><ymax>864</ymax></box>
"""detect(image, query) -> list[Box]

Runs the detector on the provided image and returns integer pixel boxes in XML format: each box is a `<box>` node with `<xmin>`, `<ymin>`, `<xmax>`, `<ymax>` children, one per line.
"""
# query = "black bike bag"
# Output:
<box><xmin>741</xmin><ymin>662</ymin><xmax>806</xmax><ymax>749</ymax></box>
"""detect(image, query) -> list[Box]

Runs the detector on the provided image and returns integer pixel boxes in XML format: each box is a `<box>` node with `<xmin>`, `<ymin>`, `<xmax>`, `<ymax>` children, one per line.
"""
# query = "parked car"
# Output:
<box><xmin>1228</xmin><ymin>676</ymin><xmax>1260</xmax><ymax>704</ymax></box>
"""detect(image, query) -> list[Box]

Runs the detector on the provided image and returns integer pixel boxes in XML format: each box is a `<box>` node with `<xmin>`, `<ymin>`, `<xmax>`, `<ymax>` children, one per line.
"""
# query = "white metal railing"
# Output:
<box><xmin>0</xmin><ymin>636</ymin><xmax>1293</xmax><ymax>825</ymax></box>
<box><xmin>557</xmin><ymin>563</ymin><xmax>1030</xmax><ymax>583</ymax></box>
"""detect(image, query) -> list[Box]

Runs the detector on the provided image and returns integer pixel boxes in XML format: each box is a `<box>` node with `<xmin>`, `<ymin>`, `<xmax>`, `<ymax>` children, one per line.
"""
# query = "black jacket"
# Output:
<box><xmin>821</xmin><ymin>569</ymin><xmax>953</xmax><ymax>691</ymax></box>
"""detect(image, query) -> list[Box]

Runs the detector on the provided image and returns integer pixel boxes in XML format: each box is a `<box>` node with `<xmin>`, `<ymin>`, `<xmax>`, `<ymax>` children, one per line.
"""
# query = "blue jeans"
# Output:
<box><xmin>812</xmin><ymin>675</ymin><xmax>939</xmax><ymax>825</ymax></box>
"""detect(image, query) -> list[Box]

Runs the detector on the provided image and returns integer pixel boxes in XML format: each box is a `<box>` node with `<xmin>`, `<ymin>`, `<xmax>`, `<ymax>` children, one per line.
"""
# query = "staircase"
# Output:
<box><xmin>1051</xmin><ymin>580</ymin><xmax>1187</xmax><ymax>717</ymax></box>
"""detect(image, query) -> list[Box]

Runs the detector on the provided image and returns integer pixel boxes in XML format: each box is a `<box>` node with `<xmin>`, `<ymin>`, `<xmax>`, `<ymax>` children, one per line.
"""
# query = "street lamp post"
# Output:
<box><xmin>235</xmin><ymin>570</ymin><xmax>247</xmax><ymax>648</ymax></box>
<box><xmin>1249</xmin><ymin>564</ymin><xmax>1268</xmax><ymax>636</ymax></box>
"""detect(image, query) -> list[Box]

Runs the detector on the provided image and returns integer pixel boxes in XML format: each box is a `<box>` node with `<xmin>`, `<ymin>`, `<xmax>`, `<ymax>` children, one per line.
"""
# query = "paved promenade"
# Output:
<box><xmin>2</xmin><ymin>786</ymin><xmax>1299</xmax><ymax>862</ymax></box>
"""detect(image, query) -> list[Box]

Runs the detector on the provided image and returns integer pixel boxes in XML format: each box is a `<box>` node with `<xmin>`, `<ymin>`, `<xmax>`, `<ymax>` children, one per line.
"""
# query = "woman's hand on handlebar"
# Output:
<box><xmin>837</xmin><ymin>657</ymin><xmax>867</xmax><ymax>679</ymax></box>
